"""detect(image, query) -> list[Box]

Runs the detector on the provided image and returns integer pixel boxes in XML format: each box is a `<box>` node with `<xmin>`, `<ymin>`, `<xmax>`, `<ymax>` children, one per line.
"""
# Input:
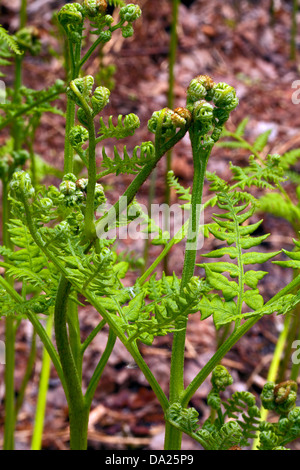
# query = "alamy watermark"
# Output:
<box><xmin>0</xmin><ymin>80</ymin><xmax>6</xmax><ymax>104</ymax></box>
<box><xmin>96</xmin><ymin>199</ymin><xmax>205</xmax><ymax>250</ymax></box>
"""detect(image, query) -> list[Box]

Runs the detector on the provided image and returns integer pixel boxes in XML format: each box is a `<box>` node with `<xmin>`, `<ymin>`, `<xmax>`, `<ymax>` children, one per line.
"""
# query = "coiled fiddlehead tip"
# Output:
<box><xmin>67</xmin><ymin>75</ymin><xmax>95</xmax><ymax>109</ymax></box>
<box><xmin>9</xmin><ymin>170</ymin><xmax>35</xmax><ymax>199</ymax></box>
<box><xmin>119</xmin><ymin>4</ymin><xmax>142</xmax><ymax>23</ymax></box>
<box><xmin>148</xmin><ymin>107</ymin><xmax>190</xmax><ymax>138</ymax></box>
<box><xmin>91</xmin><ymin>86</ymin><xmax>110</xmax><ymax>114</ymax></box>
<box><xmin>212</xmin><ymin>82</ymin><xmax>239</xmax><ymax>111</ymax></box>
<box><xmin>121</xmin><ymin>24</ymin><xmax>134</xmax><ymax>38</ymax></box>
<box><xmin>187</xmin><ymin>75</ymin><xmax>215</xmax><ymax>105</ymax></box>
<box><xmin>174</xmin><ymin>107</ymin><xmax>192</xmax><ymax>126</ymax></box>
<box><xmin>211</xmin><ymin>365</ymin><xmax>233</xmax><ymax>392</ymax></box>
<box><xmin>193</xmin><ymin>100</ymin><xmax>214</xmax><ymax>123</ymax></box>
<box><xmin>57</xmin><ymin>3</ymin><xmax>85</xmax><ymax>43</ymax></box>
<box><xmin>261</xmin><ymin>380</ymin><xmax>298</xmax><ymax>415</ymax></box>
<box><xmin>69</xmin><ymin>125</ymin><xmax>89</xmax><ymax>148</ymax></box>
<box><xmin>83</xmin><ymin>0</ymin><xmax>107</xmax><ymax>18</ymax></box>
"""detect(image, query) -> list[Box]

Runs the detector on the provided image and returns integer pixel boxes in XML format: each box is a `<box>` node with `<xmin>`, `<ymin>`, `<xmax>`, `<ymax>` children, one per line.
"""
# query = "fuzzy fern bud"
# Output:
<box><xmin>39</xmin><ymin>198</ymin><xmax>53</xmax><ymax>211</ymax></box>
<box><xmin>94</xmin><ymin>182</ymin><xmax>106</xmax><ymax>208</ymax></box>
<box><xmin>69</xmin><ymin>125</ymin><xmax>89</xmax><ymax>148</ymax></box>
<box><xmin>98</xmin><ymin>30</ymin><xmax>112</xmax><ymax>43</ymax></box>
<box><xmin>83</xmin><ymin>0</ymin><xmax>107</xmax><ymax>18</ymax></box>
<box><xmin>121</xmin><ymin>24</ymin><xmax>134</xmax><ymax>38</ymax></box>
<box><xmin>59</xmin><ymin>180</ymin><xmax>77</xmax><ymax>196</ymax></box>
<box><xmin>193</xmin><ymin>101</ymin><xmax>214</xmax><ymax>123</ymax></box>
<box><xmin>148</xmin><ymin>108</ymin><xmax>190</xmax><ymax>138</ymax></box>
<box><xmin>261</xmin><ymin>381</ymin><xmax>298</xmax><ymax>415</ymax></box>
<box><xmin>57</xmin><ymin>3</ymin><xmax>84</xmax><ymax>43</ymax></box>
<box><xmin>123</xmin><ymin>113</ymin><xmax>140</xmax><ymax>133</ymax></box>
<box><xmin>68</xmin><ymin>76</ymin><xmax>94</xmax><ymax>106</ymax></box>
<box><xmin>91</xmin><ymin>86</ymin><xmax>110</xmax><ymax>114</ymax></box>
<box><xmin>212</xmin><ymin>82</ymin><xmax>239</xmax><ymax>111</ymax></box>
<box><xmin>211</xmin><ymin>365</ymin><xmax>233</xmax><ymax>392</ymax></box>
<box><xmin>186</xmin><ymin>75</ymin><xmax>215</xmax><ymax>108</ymax></box>
<box><xmin>119</xmin><ymin>4</ymin><xmax>142</xmax><ymax>23</ymax></box>
<box><xmin>76</xmin><ymin>178</ymin><xmax>89</xmax><ymax>191</ymax></box>
<box><xmin>9</xmin><ymin>170</ymin><xmax>35</xmax><ymax>199</ymax></box>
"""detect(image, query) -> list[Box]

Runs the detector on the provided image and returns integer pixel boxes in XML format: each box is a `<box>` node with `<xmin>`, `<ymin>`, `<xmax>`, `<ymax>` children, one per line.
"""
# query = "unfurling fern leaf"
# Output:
<box><xmin>197</xmin><ymin>188</ymin><xmax>283</xmax><ymax>329</ymax></box>
<box><xmin>99</xmin><ymin>142</ymin><xmax>154</xmax><ymax>175</ymax></box>
<box><xmin>0</xmin><ymin>25</ymin><xmax>22</xmax><ymax>55</ymax></box>
<box><xmin>97</xmin><ymin>113</ymin><xmax>140</xmax><ymax>140</ymax></box>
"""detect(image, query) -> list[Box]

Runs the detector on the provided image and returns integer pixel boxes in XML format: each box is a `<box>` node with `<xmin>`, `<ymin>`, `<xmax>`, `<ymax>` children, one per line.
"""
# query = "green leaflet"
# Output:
<box><xmin>203</xmin><ymin>266</ymin><xmax>239</xmax><ymax>301</ymax></box>
<box><xmin>99</xmin><ymin>142</ymin><xmax>154</xmax><ymax>175</ymax></box>
<box><xmin>123</xmin><ymin>291</ymin><xmax>145</xmax><ymax>322</ymax></box>
<box><xmin>122</xmin><ymin>275</ymin><xmax>206</xmax><ymax>344</ymax></box>
<box><xmin>252</xmin><ymin>129</ymin><xmax>272</xmax><ymax>152</ymax></box>
<box><xmin>98</xmin><ymin>114</ymin><xmax>140</xmax><ymax>140</ymax></box>
<box><xmin>166</xmin><ymin>170</ymin><xmax>191</xmax><ymax>205</ymax></box>
<box><xmin>198</xmin><ymin>187</ymin><xmax>281</xmax><ymax>328</ymax></box>
<box><xmin>0</xmin><ymin>25</ymin><xmax>22</xmax><ymax>55</ymax></box>
<box><xmin>229</xmin><ymin>155</ymin><xmax>286</xmax><ymax>191</ymax></box>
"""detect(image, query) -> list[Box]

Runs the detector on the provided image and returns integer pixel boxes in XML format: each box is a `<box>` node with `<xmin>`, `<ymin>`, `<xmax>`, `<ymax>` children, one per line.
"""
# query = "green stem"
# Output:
<box><xmin>84</xmin><ymin>328</ymin><xmax>116</xmax><ymax>408</ymax></box>
<box><xmin>67</xmin><ymin>297</ymin><xmax>82</xmax><ymax>381</ymax></box>
<box><xmin>2</xmin><ymin>177</ymin><xmax>15</xmax><ymax>450</ymax></box>
<box><xmin>290</xmin><ymin>0</ymin><xmax>298</xmax><ymax>61</ymax></box>
<box><xmin>64</xmin><ymin>40</ymin><xmax>81</xmax><ymax>174</ymax></box>
<box><xmin>31</xmin><ymin>312</ymin><xmax>53</xmax><ymax>450</ymax></box>
<box><xmin>3</xmin><ymin>316</ymin><xmax>16</xmax><ymax>450</ymax></box>
<box><xmin>15</xmin><ymin>331</ymin><xmax>36</xmax><ymax>417</ymax></box>
<box><xmin>12</xmin><ymin>55</ymin><xmax>23</xmax><ymax>151</ymax></box>
<box><xmin>164</xmin><ymin>0</ymin><xmax>180</xmax><ymax>251</ymax></box>
<box><xmin>20</xmin><ymin>0</ymin><xmax>27</xmax><ymax>29</ymax></box>
<box><xmin>164</xmin><ymin>133</ymin><xmax>212</xmax><ymax>450</ymax></box>
<box><xmin>64</xmin><ymin>97</ymin><xmax>76</xmax><ymax>174</ymax></box>
<box><xmin>54</xmin><ymin>275</ymin><xmax>87</xmax><ymax>450</ymax></box>
<box><xmin>84</xmin><ymin>112</ymin><xmax>97</xmax><ymax>241</ymax></box>
<box><xmin>0</xmin><ymin>275</ymin><xmax>66</xmax><ymax>395</ymax></box>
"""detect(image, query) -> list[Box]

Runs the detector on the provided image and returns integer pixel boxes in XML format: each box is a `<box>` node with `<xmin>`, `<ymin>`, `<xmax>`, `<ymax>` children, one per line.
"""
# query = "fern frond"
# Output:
<box><xmin>167</xmin><ymin>171</ymin><xmax>191</xmax><ymax>205</ymax></box>
<box><xmin>166</xmin><ymin>403</ymin><xmax>243</xmax><ymax>450</ymax></box>
<box><xmin>99</xmin><ymin>142</ymin><xmax>154</xmax><ymax>175</ymax></box>
<box><xmin>258</xmin><ymin>192</ymin><xmax>300</xmax><ymax>229</ymax></box>
<box><xmin>229</xmin><ymin>154</ymin><xmax>286</xmax><ymax>190</ymax></box>
<box><xmin>97</xmin><ymin>114</ymin><xmax>140</xmax><ymax>140</ymax></box>
<box><xmin>123</xmin><ymin>275</ymin><xmax>207</xmax><ymax>345</ymax></box>
<box><xmin>197</xmin><ymin>190</ymin><xmax>281</xmax><ymax>328</ymax></box>
<box><xmin>0</xmin><ymin>25</ymin><xmax>22</xmax><ymax>55</ymax></box>
<box><xmin>224</xmin><ymin>391</ymin><xmax>261</xmax><ymax>447</ymax></box>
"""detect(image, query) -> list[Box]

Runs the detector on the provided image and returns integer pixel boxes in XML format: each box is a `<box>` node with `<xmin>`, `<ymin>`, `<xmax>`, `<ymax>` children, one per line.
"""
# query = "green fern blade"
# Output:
<box><xmin>0</xmin><ymin>25</ymin><xmax>22</xmax><ymax>55</ymax></box>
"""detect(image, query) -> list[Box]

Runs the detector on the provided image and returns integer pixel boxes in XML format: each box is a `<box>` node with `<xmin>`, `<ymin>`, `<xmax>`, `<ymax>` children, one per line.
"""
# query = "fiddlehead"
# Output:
<box><xmin>57</xmin><ymin>3</ymin><xmax>85</xmax><ymax>44</ymax></box>
<box><xmin>261</xmin><ymin>380</ymin><xmax>298</xmax><ymax>415</ymax></box>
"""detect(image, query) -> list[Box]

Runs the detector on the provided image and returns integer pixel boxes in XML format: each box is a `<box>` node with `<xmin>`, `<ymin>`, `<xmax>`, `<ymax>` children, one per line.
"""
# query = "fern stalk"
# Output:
<box><xmin>2</xmin><ymin>176</ymin><xmax>16</xmax><ymax>450</ymax></box>
<box><xmin>164</xmin><ymin>133</ymin><xmax>213</xmax><ymax>450</ymax></box>
<box><xmin>54</xmin><ymin>276</ymin><xmax>88</xmax><ymax>450</ymax></box>
<box><xmin>31</xmin><ymin>312</ymin><xmax>53</xmax><ymax>450</ymax></box>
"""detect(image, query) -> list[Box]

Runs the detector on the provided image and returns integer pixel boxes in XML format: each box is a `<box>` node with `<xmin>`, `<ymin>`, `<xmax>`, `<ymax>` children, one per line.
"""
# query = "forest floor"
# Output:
<box><xmin>1</xmin><ymin>0</ymin><xmax>300</xmax><ymax>450</ymax></box>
